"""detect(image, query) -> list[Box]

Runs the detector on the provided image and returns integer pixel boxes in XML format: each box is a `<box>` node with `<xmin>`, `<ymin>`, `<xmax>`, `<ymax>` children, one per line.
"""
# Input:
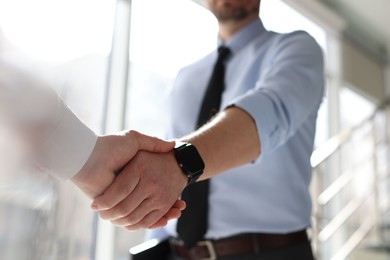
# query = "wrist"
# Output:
<box><xmin>173</xmin><ymin>141</ymin><xmax>205</xmax><ymax>186</ymax></box>
<box><xmin>71</xmin><ymin>136</ymin><xmax>115</xmax><ymax>199</ymax></box>
<box><xmin>166</xmin><ymin>151</ymin><xmax>188</xmax><ymax>191</ymax></box>
<box><xmin>71</xmin><ymin>170</ymin><xmax>95</xmax><ymax>198</ymax></box>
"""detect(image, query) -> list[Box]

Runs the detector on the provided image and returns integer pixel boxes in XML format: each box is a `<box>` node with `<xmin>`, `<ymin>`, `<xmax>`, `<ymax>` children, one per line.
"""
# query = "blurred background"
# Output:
<box><xmin>0</xmin><ymin>0</ymin><xmax>389</xmax><ymax>259</ymax></box>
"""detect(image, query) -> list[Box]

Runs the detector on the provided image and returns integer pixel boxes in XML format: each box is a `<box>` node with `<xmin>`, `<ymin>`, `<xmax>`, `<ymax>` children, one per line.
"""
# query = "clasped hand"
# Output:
<box><xmin>71</xmin><ymin>130</ymin><xmax>188</xmax><ymax>230</ymax></box>
<box><xmin>92</xmin><ymin>149</ymin><xmax>188</xmax><ymax>230</ymax></box>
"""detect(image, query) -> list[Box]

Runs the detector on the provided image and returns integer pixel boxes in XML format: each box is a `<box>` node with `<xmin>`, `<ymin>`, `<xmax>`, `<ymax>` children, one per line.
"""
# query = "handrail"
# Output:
<box><xmin>310</xmin><ymin>98</ymin><xmax>390</xmax><ymax>168</ymax></box>
<box><xmin>318</xmin><ymin>193</ymin><xmax>373</xmax><ymax>242</ymax></box>
<box><xmin>310</xmin><ymin>97</ymin><xmax>390</xmax><ymax>260</ymax></box>
<box><xmin>317</xmin><ymin>154</ymin><xmax>374</xmax><ymax>205</ymax></box>
<box><xmin>317</xmin><ymin>166</ymin><xmax>354</xmax><ymax>205</ymax></box>
<box><xmin>330</xmin><ymin>217</ymin><xmax>373</xmax><ymax>260</ymax></box>
<box><xmin>310</xmin><ymin>128</ymin><xmax>352</xmax><ymax>167</ymax></box>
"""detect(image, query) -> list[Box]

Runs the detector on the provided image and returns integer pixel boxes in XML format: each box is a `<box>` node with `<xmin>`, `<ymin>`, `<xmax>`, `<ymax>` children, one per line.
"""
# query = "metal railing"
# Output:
<box><xmin>310</xmin><ymin>100</ymin><xmax>390</xmax><ymax>260</ymax></box>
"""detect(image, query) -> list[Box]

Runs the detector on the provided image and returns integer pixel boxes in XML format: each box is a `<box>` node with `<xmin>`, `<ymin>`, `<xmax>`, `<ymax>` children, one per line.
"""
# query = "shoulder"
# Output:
<box><xmin>274</xmin><ymin>30</ymin><xmax>322</xmax><ymax>56</ymax></box>
<box><xmin>257</xmin><ymin>30</ymin><xmax>323</xmax><ymax>66</ymax></box>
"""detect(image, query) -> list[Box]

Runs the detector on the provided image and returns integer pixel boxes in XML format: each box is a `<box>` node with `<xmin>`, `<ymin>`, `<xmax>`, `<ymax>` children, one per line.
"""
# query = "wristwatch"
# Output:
<box><xmin>174</xmin><ymin>141</ymin><xmax>205</xmax><ymax>185</ymax></box>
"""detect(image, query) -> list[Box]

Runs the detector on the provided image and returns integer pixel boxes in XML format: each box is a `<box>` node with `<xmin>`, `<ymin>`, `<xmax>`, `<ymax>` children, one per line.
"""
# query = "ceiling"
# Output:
<box><xmin>318</xmin><ymin>0</ymin><xmax>390</xmax><ymax>63</ymax></box>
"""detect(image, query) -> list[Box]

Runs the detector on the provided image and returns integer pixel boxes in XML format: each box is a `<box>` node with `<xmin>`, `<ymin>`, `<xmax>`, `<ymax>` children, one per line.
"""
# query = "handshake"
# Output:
<box><xmin>70</xmin><ymin>130</ymin><xmax>189</xmax><ymax>231</ymax></box>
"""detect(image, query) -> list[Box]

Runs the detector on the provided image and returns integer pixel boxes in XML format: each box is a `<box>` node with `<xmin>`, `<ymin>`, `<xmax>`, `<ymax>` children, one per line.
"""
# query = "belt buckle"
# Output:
<box><xmin>197</xmin><ymin>240</ymin><xmax>216</xmax><ymax>260</ymax></box>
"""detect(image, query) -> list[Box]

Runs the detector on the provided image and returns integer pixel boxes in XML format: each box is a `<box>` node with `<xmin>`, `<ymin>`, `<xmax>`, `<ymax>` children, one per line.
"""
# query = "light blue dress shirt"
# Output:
<box><xmin>148</xmin><ymin>18</ymin><xmax>324</xmax><ymax>240</ymax></box>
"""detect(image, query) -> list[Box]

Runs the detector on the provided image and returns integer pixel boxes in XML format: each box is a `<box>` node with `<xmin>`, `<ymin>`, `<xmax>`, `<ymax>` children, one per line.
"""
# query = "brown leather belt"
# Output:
<box><xmin>170</xmin><ymin>230</ymin><xmax>308</xmax><ymax>260</ymax></box>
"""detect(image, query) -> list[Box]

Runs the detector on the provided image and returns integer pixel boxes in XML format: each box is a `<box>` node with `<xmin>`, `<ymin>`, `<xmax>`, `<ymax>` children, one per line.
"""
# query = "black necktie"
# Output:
<box><xmin>177</xmin><ymin>46</ymin><xmax>231</xmax><ymax>248</ymax></box>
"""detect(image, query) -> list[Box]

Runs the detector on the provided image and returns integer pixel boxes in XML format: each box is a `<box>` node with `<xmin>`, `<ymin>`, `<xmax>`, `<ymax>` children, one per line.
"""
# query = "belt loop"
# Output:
<box><xmin>251</xmin><ymin>234</ymin><xmax>260</xmax><ymax>254</ymax></box>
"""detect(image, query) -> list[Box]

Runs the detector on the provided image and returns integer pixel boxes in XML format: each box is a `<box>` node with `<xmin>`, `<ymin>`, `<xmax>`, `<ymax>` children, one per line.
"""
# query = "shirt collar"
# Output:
<box><xmin>217</xmin><ymin>18</ymin><xmax>266</xmax><ymax>55</ymax></box>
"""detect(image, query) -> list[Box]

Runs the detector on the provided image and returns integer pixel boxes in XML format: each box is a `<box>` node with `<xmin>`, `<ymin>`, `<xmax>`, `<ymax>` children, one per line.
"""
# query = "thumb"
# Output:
<box><xmin>130</xmin><ymin>130</ymin><xmax>174</xmax><ymax>153</ymax></box>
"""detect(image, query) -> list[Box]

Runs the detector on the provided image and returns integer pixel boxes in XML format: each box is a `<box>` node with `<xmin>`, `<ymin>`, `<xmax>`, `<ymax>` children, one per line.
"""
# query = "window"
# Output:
<box><xmin>0</xmin><ymin>0</ymin><xmax>115</xmax><ymax>259</ymax></box>
<box><xmin>116</xmin><ymin>1</ymin><xmax>217</xmax><ymax>259</ymax></box>
<box><xmin>125</xmin><ymin>0</ymin><xmax>217</xmax><ymax>136</ymax></box>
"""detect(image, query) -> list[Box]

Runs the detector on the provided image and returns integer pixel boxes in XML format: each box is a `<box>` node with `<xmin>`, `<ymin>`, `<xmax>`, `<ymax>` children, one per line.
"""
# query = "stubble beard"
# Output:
<box><xmin>213</xmin><ymin>5</ymin><xmax>258</xmax><ymax>22</ymax></box>
<box><xmin>214</xmin><ymin>8</ymin><xmax>246</xmax><ymax>21</ymax></box>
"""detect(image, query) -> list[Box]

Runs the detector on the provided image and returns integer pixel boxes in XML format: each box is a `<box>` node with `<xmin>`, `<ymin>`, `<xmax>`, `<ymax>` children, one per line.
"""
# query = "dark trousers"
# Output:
<box><xmin>168</xmin><ymin>240</ymin><xmax>314</xmax><ymax>260</ymax></box>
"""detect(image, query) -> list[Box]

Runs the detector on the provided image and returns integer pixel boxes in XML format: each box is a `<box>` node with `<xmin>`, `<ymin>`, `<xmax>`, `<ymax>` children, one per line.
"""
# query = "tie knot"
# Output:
<box><xmin>217</xmin><ymin>46</ymin><xmax>231</xmax><ymax>62</ymax></box>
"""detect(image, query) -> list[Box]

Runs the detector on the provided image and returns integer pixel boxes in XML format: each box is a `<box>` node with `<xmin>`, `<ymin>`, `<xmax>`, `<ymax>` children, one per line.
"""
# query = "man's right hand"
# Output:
<box><xmin>71</xmin><ymin>130</ymin><xmax>175</xmax><ymax>199</ymax></box>
<box><xmin>70</xmin><ymin>130</ymin><xmax>185</xmax><ymax>228</ymax></box>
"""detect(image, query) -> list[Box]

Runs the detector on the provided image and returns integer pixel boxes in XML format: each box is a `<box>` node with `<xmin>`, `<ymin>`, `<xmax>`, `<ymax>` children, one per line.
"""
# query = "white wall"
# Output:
<box><xmin>342</xmin><ymin>38</ymin><xmax>386</xmax><ymax>104</ymax></box>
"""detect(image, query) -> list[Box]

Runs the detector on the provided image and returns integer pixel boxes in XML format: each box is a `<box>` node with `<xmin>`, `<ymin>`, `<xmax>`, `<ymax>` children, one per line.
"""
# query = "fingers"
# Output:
<box><xmin>108</xmin><ymin>197</ymin><xmax>185</xmax><ymax>227</ymax></box>
<box><xmin>147</xmin><ymin>217</ymin><xmax>169</xmax><ymax>230</ymax></box>
<box><xmin>104</xmin><ymin>198</ymin><xmax>184</xmax><ymax>231</ymax></box>
<box><xmin>172</xmin><ymin>199</ymin><xmax>186</xmax><ymax>211</ymax></box>
<box><xmin>147</xmin><ymin>200</ymin><xmax>185</xmax><ymax>229</ymax></box>
<box><xmin>124</xmin><ymin>210</ymin><xmax>167</xmax><ymax>231</ymax></box>
<box><xmin>129</xmin><ymin>130</ymin><xmax>174</xmax><ymax>153</ymax></box>
<box><xmin>91</xmin><ymin>169</ymin><xmax>140</xmax><ymax>211</ymax></box>
<box><xmin>110</xmin><ymin>198</ymin><xmax>160</xmax><ymax>227</ymax></box>
<box><xmin>92</xmin><ymin>150</ymin><xmax>186</xmax><ymax>231</ymax></box>
<box><xmin>105</xmin><ymin>180</ymin><xmax>172</xmax><ymax>227</ymax></box>
<box><xmin>99</xmin><ymin>185</ymin><xmax>147</xmax><ymax>223</ymax></box>
<box><xmin>146</xmin><ymin>202</ymin><xmax>185</xmax><ymax>230</ymax></box>
<box><xmin>96</xmin><ymin>190</ymin><xmax>185</xmax><ymax>229</ymax></box>
<box><xmin>125</xmin><ymin>207</ymin><xmax>183</xmax><ymax>231</ymax></box>
<box><xmin>71</xmin><ymin>130</ymin><xmax>174</xmax><ymax>200</ymax></box>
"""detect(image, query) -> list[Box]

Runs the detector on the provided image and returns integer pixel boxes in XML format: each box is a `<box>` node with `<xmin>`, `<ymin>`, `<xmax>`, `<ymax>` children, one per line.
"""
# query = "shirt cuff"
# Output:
<box><xmin>41</xmin><ymin>104</ymin><xmax>97</xmax><ymax>180</ymax></box>
<box><xmin>228</xmin><ymin>91</ymin><xmax>280</xmax><ymax>161</ymax></box>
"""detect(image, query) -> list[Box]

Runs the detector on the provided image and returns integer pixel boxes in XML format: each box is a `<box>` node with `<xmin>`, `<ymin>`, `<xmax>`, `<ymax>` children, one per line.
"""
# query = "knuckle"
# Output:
<box><xmin>117</xmin><ymin>182</ymin><xmax>134</xmax><ymax>197</ymax></box>
<box><xmin>117</xmin><ymin>205</ymin><xmax>131</xmax><ymax>218</ymax></box>
<box><xmin>95</xmin><ymin>199</ymin><xmax>108</xmax><ymax>209</ymax></box>
<box><xmin>156</xmin><ymin>218</ymin><xmax>168</xmax><ymax>228</ymax></box>
<box><xmin>110</xmin><ymin>219</ymin><xmax>121</xmax><ymax>227</ymax></box>
<box><xmin>125</xmin><ymin>215</ymin><xmax>137</xmax><ymax>226</ymax></box>
<box><xmin>124</xmin><ymin>225</ymin><xmax>136</xmax><ymax>232</ymax></box>
<box><xmin>99</xmin><ymin>211</ymin><xmax>110</xmax><ymax>220</ymax></box>
<box><xmin>137</xmin><ymin>159</ymin><xmax>147</xmax><ymax>175</ymax></box>
<box><xmin>153</xmin><ymin>195</ymin><xmax>166</xmax><ymax>208</ymax></box>
<box><xmin>143</xmin><ymin>182</ymin><xmax>157</xmax><ymax>196</ymax></box>
<box><xmin>144</xmin><ymin>175</ymin><xmax>161</xmax><ymax>195</ymax></box>
<box><xmin>127</xmin><ymin>129</ymin><xmax>136</xmax><ymax>137</ymax></box>
<box><xmin>145</xmin><ymin>197</ymin><xmax>161</xmax><ymax>212</ymax></box>
<box><xmin>129</xmin><ymin>129</ymin><xmax>139</xmax><ymax>136</ymax></box>
<box><xmin>135</xmin><ymin>219</ymin><xmax>149</xmax><ymax>229</ymax></box>
<box><xmin>127</xmin><ymin>130</ymin><xmax>139</xmax><ymax>141</ymax></box>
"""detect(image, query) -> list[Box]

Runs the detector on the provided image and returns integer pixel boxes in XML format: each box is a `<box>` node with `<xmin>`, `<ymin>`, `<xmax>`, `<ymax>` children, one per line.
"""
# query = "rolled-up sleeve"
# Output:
<box><xmin>230</xmin><ymin>32</ymin><xmax>324</xmax><ymax>157</ymax></box>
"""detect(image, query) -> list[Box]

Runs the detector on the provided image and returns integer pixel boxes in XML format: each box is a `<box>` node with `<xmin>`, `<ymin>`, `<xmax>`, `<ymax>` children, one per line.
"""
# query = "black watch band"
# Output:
<box><xmin>174</xmin><ymin>141</ymin><xmax>205</xmax><ymax>185</ymax></box>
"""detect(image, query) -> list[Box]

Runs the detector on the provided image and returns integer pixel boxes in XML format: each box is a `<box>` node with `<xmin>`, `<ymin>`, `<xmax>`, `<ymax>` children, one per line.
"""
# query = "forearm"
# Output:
<box><xmin>0</xmin><ymin>61</ymin><xmax>97</xmax><ymax>180</ymax></box>
<box><xmin>181</xmin><ymin>106</ymin><xmax>261</xmax><ymax>180</ymax></box>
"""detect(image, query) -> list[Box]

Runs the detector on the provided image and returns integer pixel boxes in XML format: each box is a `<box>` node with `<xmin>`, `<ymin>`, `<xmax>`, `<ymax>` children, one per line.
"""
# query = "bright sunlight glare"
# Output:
<box><xmin>0</xmin><ymin>0</ymin><xmax>115</xmax><ymax>63</ymax></box>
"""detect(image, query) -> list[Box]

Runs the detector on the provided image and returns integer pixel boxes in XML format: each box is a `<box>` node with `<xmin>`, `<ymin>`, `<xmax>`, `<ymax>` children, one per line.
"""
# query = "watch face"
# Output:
<box><xmin>178</xmin><ymin>145</ymin><xmax>205</xmax><ymax>175</ymax></box>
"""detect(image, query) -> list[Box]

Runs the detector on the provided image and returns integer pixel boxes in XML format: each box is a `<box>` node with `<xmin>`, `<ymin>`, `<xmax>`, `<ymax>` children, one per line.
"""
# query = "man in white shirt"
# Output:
<box><xmin>0</xmin><ymin>37</ymin><xmax>184</xmax><ymax>228</ymax></box>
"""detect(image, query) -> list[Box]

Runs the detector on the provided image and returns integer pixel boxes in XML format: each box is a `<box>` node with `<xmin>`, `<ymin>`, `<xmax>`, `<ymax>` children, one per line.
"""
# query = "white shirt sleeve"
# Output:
<box><xmin>0</xmin><ymin>54</ymin><xmax>97</xmax><ymax>180</ymax></box>
<box><xmin>39</xmin><ymin>100</ymin><xmax>98</xmax><ymax>180</ymax></box>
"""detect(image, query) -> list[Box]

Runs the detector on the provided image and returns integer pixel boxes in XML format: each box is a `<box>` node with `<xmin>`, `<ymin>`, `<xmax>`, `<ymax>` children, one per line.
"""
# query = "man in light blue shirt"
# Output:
<box><xmin>93</xmin><ymin>0</ymin><xmax>324</xmax><ymax>259</ymax></box>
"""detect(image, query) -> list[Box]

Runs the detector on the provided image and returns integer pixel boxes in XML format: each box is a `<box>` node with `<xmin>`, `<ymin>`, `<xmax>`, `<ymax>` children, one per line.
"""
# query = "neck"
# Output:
<box><xmin>218</xmin><ymin>15</ymin><xmax>258</xmax><ymax>42</ymax></box>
